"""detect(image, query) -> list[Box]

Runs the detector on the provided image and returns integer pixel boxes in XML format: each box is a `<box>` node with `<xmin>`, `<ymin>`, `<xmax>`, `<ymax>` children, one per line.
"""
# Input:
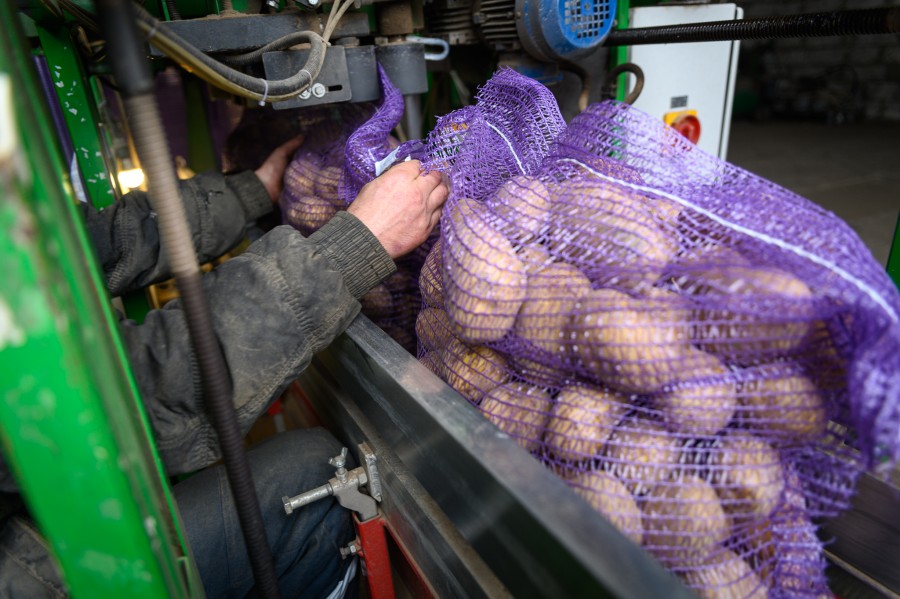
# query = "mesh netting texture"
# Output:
<box><xmin>414</xmin><ymin>69</ymin><xmax>900</xmax><ymax>598</ymax></box>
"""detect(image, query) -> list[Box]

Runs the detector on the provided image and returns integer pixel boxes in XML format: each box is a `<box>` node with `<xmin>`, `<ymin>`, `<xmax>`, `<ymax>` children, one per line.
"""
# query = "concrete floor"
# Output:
<box><xmin>726</xmin><ymin>120</ymin><xmax>900</xmax><ymax>268</ymax></box>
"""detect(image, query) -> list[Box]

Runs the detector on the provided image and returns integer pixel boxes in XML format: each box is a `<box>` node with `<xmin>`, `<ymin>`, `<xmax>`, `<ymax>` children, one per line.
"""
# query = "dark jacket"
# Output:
<box><xmin>1</xmin><ymin>170</ymin><xmax>395</xmax><ymax>488</ymax></box>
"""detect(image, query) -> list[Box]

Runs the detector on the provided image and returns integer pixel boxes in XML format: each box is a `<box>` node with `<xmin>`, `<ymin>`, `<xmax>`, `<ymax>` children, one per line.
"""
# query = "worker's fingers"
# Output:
<box><xmin>276</xmin><ymin>134</ymin><xmax>305</xmax><ymax>156</ymax></box>
<box><xmin>386</xmin><ymin>159</ymin><xmax>422</xmax><ymax>179</ymax></box>
<box><xmin>426</xmin><ymin>176</ymin><xmax>449</xmax><ymax>212</ymax></box>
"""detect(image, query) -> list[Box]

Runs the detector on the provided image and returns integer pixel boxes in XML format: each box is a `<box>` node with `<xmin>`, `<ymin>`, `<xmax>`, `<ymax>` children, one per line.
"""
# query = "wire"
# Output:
<box><xmin>322</xmin><ymin>0</ymin><xmax>357</xmax><ymax>43</ymax></box>
<box><xmin>219</xmin><ymin>30</ymin><xmax>320</xmax><ymax>66</ymax></box>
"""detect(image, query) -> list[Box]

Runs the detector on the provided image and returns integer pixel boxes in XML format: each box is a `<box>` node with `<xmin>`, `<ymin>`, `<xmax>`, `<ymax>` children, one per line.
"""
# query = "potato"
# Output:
<box><xmin>313</xmin><ymin>164</ymin><xmax>343</xmax><ymax>204</ymax></box>
<box><xmin>419</xmin><ymin>351</ymin><xmax>444</xmax><ymax>377</ymax></box>
<box><xmin>656</xmin><ymin>349</ymin><xmax>737</xmax><ymax>436</ymax></box>
<box><xmin>738</xmin><ymin>364</ymin><xmax>827</xmax><ymax>443</ymax></box>
<box><xmin>604</xmin><ymin>419</ymin><xmax>683</xmax><ymax>496</ymax></box>
<box><xmin>567</xmin><ymin>288</ymin><xmax>690</xmax><ymax>394</ymax></box>
<box><xmin>544</xmin><ymin>385</ymin><xmax>628</xmax><ymax>463</ymax></box>
<box><xmin>680</xmin><ymin>548</ymin><xmax>767</xmax><ymax>599</ymax></box>
<box><xmin>709</xmin><ymin>433</ymin><xmax>785</xmax><ymax>523</ymax></box>
<box><xmin>444</xmin><ymin>199</ymin><xmax>527</xmax><ymax>343</ymax></box>
<box><xmin>415</xmin><ymin>307</ymin><xmax>453</xmax><ymax>352</ymax></box>
<box><xmin>545</xmin><ymin>181</ymin><xmax>678</xmax><ymax>292</ymax></box>
<box><xmin>419</xmin><ymin>239</ymin><xmax>444</xmax><ymax>308</ymax></box>
<box><xmin>641</xmin><ymin>476</ymin><xmax>730</xmax><ymax>563</ymax></box>
<box><xmin>360</xmin><ymin>284</ymin><xmax>394</xmax><ymax>320</ymax></box>
<box><xmin>570</xmin><ymin>470</ymin><xmax>643</xmax><ymax>545</ymax></box>
<box><xmin>682</xmin><ymin>249</ymin><xmax>814</xmax><ymax>363</ymax></box>
<box><xmin>515</xmin><ymin>261</ymin><xmax>592</xmax><ymax>356</ymax></box>
<box><xmin>282</xmin><ymin>194</ymin><xmax>337</xmax><ymax>234</ymax></box>
<box><xmin>384</xmin><ymin>269</ymin><xmax>414</xmax><ymax>295</ymax></box>
<box><xmin>741</xmin><ymin>505</ymin><xmax>823</xmax><ymax>589</ymax></box>
<box><xmin>508</xmin><ymin>354</ymin><xmax>567</xmax><ymax>388</ymax></box>
<box><xmin>283</xmin><ymin>153</ymin><xmax>321</xmax><ymax>197</ymax></box>
<box><xmin>441</xmin><ymin>338</ymin><xmax>510</xmax><ymax>404</ymax></box>
<box><xmin>644</xmin><ymin>196</ymin><xmax>683</xmax><ymax>227</ymax></box>
<box><xmin>481</xmin><ymin>381</ymin><xmax>553</xmax><ymax>452</ymax></box>
<box><xmin>487</xmin><ymin>175</ymin><xmax>551</xmax><ymax>241</ymax></box>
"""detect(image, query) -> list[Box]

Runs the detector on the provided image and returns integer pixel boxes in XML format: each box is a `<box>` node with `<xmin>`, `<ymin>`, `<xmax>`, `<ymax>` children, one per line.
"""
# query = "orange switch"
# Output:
<box><xmin>664</xmin><ymin>110</ymin><xmax>701</xmax><ymax>144</ymax></box>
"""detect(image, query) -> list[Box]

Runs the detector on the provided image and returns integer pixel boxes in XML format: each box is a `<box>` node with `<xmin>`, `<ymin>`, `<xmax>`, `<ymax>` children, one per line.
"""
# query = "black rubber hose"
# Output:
<box><xmin>606</xmin><ymin>8</ymin><xmax>900</xmax><ymax>46</ymax></box>
<box><xmin>219</xmin><ymin>30</ymin><xmax>320</xmax><ymax>66</ymax></box>
<box><xmin>165</xmin><ymin>0</ymin><xmax>181</xmax><ymax>20</ymax></box>
<box><xmin>604</xmin><ymin>62</ymin><xmax>644</xmax><ymax>105</ymax></box>
<box><xmin>95</xmin><ymin>2</ymin><xmax>282</xmax><ymax>598</ymax></box>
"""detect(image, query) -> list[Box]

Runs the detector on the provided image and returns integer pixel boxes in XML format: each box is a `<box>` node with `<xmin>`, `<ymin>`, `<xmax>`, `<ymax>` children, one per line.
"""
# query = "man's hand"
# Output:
<box><xmin>255</xmin><ymin>135</ymin><xmax>305</xmax><ymax>204</ymax></box>
<box><xmin>348</xmin><ymin>160</ymin><xmax>449</xmax><ymax>259</ymax></box>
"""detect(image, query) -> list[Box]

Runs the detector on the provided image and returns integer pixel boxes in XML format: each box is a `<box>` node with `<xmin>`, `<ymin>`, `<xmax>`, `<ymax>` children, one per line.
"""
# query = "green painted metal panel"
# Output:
<box><xmin>613</xmin><ymin>0</ymin><xmax>629</xmax><ymax>102</ymax></box>
<box><xmin>888</xmin><ymin>213</ymin><xmax>900</xmax><ymax>290</ymax></box>
<box><xmin>35</xmin><ymin>21</ymin><xmax>119</xmax><ymax>208</ymax></box>
<box><xmin>0</xmin><ymin>7</ymin><xmax>203</xmax><ymax>598</ymax></box>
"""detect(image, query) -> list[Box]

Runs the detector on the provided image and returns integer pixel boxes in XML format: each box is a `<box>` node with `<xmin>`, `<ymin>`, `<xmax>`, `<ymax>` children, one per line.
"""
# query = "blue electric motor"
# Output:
<box><xmin>518</xmin><ymin>0</ymin><xmax>617</xmax><ymax>62</ymax></box>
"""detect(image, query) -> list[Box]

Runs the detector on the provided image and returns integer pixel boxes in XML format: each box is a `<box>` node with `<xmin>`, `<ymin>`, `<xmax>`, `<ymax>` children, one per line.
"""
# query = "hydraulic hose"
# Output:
<box><xmin>220</xmin><ymin>30</ymin><xmax>322</xmax><ymax>66</ymax></box>
<box><xmin>95</xmin><ymin>2</ymin><xmax>281</xmax><ymax>598</ymax></box>
<box><xmin>606</xmin><ymin>7</ymin><xmax>900</xmax><ymax>46</ymax></box>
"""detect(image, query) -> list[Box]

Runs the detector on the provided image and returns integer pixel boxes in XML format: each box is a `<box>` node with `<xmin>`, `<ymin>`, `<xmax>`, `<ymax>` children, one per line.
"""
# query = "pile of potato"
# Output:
<box><xmin>415</xmin><ymin>167</ymin><xmax>844</xmax><ymax>597</ymax></box>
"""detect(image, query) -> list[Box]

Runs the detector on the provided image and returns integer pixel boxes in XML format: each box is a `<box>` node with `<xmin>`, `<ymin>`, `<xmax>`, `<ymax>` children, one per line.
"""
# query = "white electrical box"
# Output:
<box><xmin>627</xmin><ymin>3</ymin><xmax>742</xmax><ymax>160</ymax></box>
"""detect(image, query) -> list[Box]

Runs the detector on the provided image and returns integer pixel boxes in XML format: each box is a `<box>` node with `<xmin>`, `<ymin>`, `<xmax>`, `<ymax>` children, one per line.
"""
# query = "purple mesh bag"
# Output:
<box><xmin>341</xmin><ymin>65</ymin><xmax>406</xmax><ymax>206</ymax></box>
<box><xmin>421</xmin><ymin>67</ymin><xmax>566</xmax><ymax>202</ymax></box>
<box><xmin>413</xmin><ymin>70</ymin><xmax>900</xmax><ymax>598</ymax></box>
<box><xmin>280</xmin><ymin>104</ymin><xmax>373</xmax><ymax>235</ymax></box>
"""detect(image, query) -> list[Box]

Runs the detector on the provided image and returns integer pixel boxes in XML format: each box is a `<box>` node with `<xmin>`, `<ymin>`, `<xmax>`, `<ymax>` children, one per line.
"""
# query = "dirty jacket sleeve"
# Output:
<box><xmin>82</xmin><ymin>170</ymin><xmax>274</xmax><ymax>296</ymax></box>
<box><xmin>93</xmin><ymin>172</ymin><xmax>397</xmax><ymax>475</ymax></box>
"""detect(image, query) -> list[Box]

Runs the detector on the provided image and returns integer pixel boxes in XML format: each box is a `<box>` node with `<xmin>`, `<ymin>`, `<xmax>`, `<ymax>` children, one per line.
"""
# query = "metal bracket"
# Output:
<box><xmin>282</xmin><ymin>443</ymin><xmax>382</xmax><ymax>522</ymax></box>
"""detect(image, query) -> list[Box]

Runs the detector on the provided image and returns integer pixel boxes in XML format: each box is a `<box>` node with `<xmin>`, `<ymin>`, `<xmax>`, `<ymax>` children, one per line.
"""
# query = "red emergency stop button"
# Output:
<box><xmin>672</xmin><ymin>113</ymin><xmax>701</xmax><ymax>144</ymax></box>
<box><xmin>663</xmin><ymin>109</ymin><xmax>702</xmax><ymax>145</ymax></box>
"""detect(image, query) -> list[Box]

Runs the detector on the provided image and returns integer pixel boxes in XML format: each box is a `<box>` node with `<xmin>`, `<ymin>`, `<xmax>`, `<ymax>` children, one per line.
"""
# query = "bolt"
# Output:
<box><xmin>299</xmin><ymin>89</ymin><xmax>312</xmax><ymax>100</ymax></box>
<box><xmin>282</xmin><ymin>496</ymin><xmax>293</xmax><ymax>515</ymax></box>
<box><xmin>311</xmin><ymin>83</ymin><xmax>326</xmax><ymax>98</ymax></box>
<box><xmin>308</xmin><ymin>0</ymin><xmax>319</xmax><ymax>4</ymax></box>
<box><xmin>340</xmin><ymin>540</ymin><xmax>361</xmax><ymax>559</ymax></box>
<box><xmin>266</xmin><ymin>0</ymin><xmax>278</xmax><ymax>8</ymax></box>
<box><xmin>329</xmin><ymin>448</ymin><xmax>348</xmax><ymax>469</ymax></box>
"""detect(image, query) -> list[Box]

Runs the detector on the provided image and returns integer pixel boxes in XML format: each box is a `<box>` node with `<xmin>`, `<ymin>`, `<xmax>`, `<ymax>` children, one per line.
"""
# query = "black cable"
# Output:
<box><xmin>95</xmin><ymin>1</ymin><xmax>281</xmax><ymax>597</ymax></box>
<box><xmin>219</xmin><ymin>30</ymin><xmax>319</xmax><ymax>66</ymax></box>
<box><xmin>606</xmin><ymin>8</ymin><xmax>900</xmax><ymax>46</ymax></box>
<box><xmin>604</xmin><ymin>62</ymin><xmax>644</xmax><ymax>105</ymax></box>
<box><xmin>164</xmin><ymin>0</ymin><xmax>181</xmax><ymax>19</ymax></box>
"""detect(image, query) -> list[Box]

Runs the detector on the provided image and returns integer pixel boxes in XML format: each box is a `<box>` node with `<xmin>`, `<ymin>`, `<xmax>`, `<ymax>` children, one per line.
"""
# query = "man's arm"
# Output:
<box><xmin>125</xmin><ymin>160</ymin><xmax>448</xmax><ymax>475</ymax></box>
<box><xmin>86</xmin><ymin>137</ymin><xmax>302</xmax><ymax>296</ymax></box>
<box><xmin>122</xmin><ymin>214</ymin><xmax>396</xmax><ymax>474</ymax></box>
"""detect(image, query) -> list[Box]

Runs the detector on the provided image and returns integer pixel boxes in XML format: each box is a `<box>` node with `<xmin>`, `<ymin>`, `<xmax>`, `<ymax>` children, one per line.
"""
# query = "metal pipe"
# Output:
<box><xmin>606</xmin><ymin>8</ymin><xmax>900</xmax><ymax>46</ymax></box>
<box><xmin>94</xmin><ymin>2</ymin><xmax>281</xmax><ymax>597</ymax></box>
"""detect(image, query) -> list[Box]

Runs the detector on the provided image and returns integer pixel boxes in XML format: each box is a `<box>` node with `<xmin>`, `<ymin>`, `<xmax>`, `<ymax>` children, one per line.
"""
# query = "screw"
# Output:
<box><xmin>266</xmin><ymin>0</ymin><xmax>278</xmax><ymax>8</ymax></box>
<box><xmin>340</xmin><ymin>540</ymin><xmax>361</xmax><ymax>559</ymax></box>
<box><xmin>311</xmin><ymin>83</ymin><xmax>326</xmax><ymax>98</ymax></box>
<box><xmin>299</xmin><ymin>89</ymin><xmax>312</xmax><ymax>100</ymax></box>
<box><xmin>308</xmin><ymin>0</ymin><xmax>319</xmax><ymax>4</ymax></box>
